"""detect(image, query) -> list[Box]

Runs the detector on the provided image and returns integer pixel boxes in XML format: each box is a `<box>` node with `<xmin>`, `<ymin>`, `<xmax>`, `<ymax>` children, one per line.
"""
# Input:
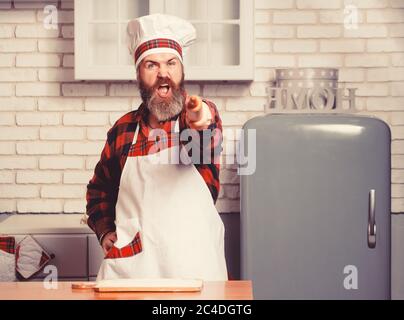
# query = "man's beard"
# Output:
<box><xmin>138</xmin><ymin>74</ymin><xmax>185</xmax><ymax>123</ymax></box>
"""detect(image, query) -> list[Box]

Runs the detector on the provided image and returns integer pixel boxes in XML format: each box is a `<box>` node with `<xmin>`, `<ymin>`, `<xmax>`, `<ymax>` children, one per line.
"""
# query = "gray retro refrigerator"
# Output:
<box><xmin>240</xmin><ymin>114</ymin><xmax>391</xmax><ymax>299</ymax></box>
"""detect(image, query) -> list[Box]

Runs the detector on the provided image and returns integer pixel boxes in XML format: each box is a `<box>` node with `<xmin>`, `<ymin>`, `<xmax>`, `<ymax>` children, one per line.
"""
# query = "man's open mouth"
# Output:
<box><xmin>156</xmin><ymin>84</ymin><xmax>171</xmax><ymax>98</ymax></box>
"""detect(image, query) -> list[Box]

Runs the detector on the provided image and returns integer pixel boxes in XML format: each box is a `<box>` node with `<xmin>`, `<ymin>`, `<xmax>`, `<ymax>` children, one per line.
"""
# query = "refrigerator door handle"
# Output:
<box><xmin>368</xmin><ymin>189</ymin><xmax>376</xmax><ymax>249</ymax></box>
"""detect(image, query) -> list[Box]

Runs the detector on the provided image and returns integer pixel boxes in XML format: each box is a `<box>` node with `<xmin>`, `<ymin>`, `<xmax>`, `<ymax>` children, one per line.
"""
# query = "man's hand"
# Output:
<box><xmin>185</xmin><ymin>95</ymin><xmax>212</xmax><ymax>130</ymax></box>
<box><xmin>101</xmin><ymin>231</ymin><xmax>117</xmax><ymax>255</ymax></box>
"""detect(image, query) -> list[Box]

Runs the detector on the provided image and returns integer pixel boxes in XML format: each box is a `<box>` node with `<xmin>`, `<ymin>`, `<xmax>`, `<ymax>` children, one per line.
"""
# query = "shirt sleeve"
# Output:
<box><xmin>179</xmin><ymin>99</ymin><xmax>223</xmax><ymax>203</ymax></box>
<box><xmin>86</xmin><ymin>127</ymin><xmax>120</xmax><ymax>243</ymax></box>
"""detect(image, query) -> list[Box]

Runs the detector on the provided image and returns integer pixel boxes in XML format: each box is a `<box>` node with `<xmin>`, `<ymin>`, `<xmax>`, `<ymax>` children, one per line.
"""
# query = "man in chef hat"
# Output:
<box><xmin>86</xmin><ymin>14</ymin><xmax>228</xmax><ymax>281</ymax></box>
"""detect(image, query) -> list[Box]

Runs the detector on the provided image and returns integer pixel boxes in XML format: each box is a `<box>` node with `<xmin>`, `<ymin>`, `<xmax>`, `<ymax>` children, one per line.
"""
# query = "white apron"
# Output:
<box><xmin>96</xmin><ymin>119</ymin><xmax>228</xmax><ymax>281</ymax></box>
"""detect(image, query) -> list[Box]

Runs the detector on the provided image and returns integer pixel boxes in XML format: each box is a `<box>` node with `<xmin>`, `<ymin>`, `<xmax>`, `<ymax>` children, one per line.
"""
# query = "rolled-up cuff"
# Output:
<box><xmin>98</xmin><ymin>230</ymin><xmax>115</xmax><ymax>246</ymax></box>
<box><xmin>87</xmin><ymin>214</ymin><xmax>116</xmax><ymax>244</ymax></box>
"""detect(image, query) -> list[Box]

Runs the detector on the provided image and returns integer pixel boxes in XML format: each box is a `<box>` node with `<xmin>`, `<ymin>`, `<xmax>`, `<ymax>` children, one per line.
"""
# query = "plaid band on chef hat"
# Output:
<box><xmin>127</xmin><ymin>14</ymin><xmax>196</xmax><ymax>70</ymax></box>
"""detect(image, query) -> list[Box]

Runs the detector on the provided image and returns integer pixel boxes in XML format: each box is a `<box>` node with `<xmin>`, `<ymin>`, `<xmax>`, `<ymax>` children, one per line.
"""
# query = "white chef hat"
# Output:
<box><xmin>127</xmin><ymin>14</ymin><xmax>196</xmax><ymax>70</ymax></box>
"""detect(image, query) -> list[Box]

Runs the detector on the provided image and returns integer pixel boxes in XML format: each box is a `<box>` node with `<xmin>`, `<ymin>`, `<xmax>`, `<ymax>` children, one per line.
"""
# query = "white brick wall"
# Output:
<box><xmin>0</xmin><ymin>83</ymin><xmax>14</xmax><ymax>96</ymax></box>
<box><xmin>38</xmin><ymin>39</ymin><xmax>74</xmax><ymax>53</ymax></box>
<box><xmin>0</xmin><ymin>69</ymin><xmax>37</xmax><ymax>81</ymax></box>
<box><xmin>0</xmin><ymin>156</ymin><xmax>37</xmax><ymax>169</ymax></box>
<box><xmin>64</xmin><ymin>200</ymin><xmax>85</xmax><ymax>213</ymax></box>
<box><xmin>0</xmin><ymin>39</ymin><xmax>37</xmax><ymax>52</ymax></box>
<box><xmin>84</xmin><ymin>98</ymin><xmax>131</xmax><ymax>111</ymax></box>
<box><xmin>0</xmin><ymin>185</ymin><xmax>39</xmax><ymax>198</ymax></box>
<box><xmin>16</xmin><ymin>54</ymin><xmax>60</xmax><ymax>67</ymax></box>
<box><xmin>16</xmin><ymin>171</ymin><xmax>62</xmax><ymax>184</ymax></box>
<box><xmin>13</xmin><ymin>0</ymin><xmax>58</xmax><ymax>9</ymax></box>
<box><xmin>0</xmin><ymin>10</ymin><xmax>36</xmax><ymax>23</ymax></box>
<box><xmin>17</xmin><ymin>199</ymin><xmax>63</xmax><ymax>213</ymax></box>
<box><xmin>62</xmin><ymin>54</ymin><xmax>74</xmax><ymax>67</ymax></box>
<box><xmin>16</xmin><ymin>141</ymin><xmax>62</xmax><ymax>155</ymax></box>
<box><xmin>62</xmin><ymin>84</ymin><xmax>106</xmax><ymax>96</ymax></box>
<box><xmin>16</xmin><ymin>82</ymin><xmax>60</xmax><ymax>96</ymax></box>
<box><xmin>0</xmin><ymin>1</ymin><xmax>403</xmax><ymax>214</ymax></box>
<box><xmin>298</xmin><ymin>25</ymin><xmax>342</xmax><ymax>38</ymax></box>
<box><xmin>36</xmin><ymin>9</ymin><xmax>74</xmax><ymax>23</ymax></box>
<box><xmin>297</xmin><ymin>0</ymin><xmax>342</xmax><ymax>9</ymax></box>
<box><xmin>15</xmin><ymin>25</ymin><xmax>59</xmax><ymax>38</ymax></box>
<box><xmin>0</xmin><ymin>25</ymin><xmax>14</xmax><ymax>38</ymax></box>
<box><xmin>40</xmin><ymin>127</ymin><xmax>85</xmax><ymax>140</ymax></box>
<box><xmin>63</xmin><ymin>141</ymin><xmax>105</xmax><ymax>155</ymax></box>
<box><xmin>0</xmin><ymin>54</ymin><xmax>15</xmax><ymax>67</ymax></box>
<box><xmin>39</xmin><ymin>156</ymin><xmax>83</xmax><ymax>169</ymax></box>
<box><xmin>3</xmin><ymin>143</ymin><xmax>15</xmax><ymax>156</ymax></box>
<box><xmin>38</xmin><ymin>69</ymin><xmax>74</xmax><ymax>82</ymax></box>
<box><xmin>0</xmin><ymin>114</ymin><xmax>15</xmax><ymax>126</ymax></box>
<box><xmin>38</xmin><ymin>97</ymin><xmax>83</xmax><ymax>111</ymax></box>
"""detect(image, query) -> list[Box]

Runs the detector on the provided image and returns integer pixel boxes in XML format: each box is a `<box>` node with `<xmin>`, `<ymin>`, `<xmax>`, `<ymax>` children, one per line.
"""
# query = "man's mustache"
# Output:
<box><xmin>140</xmin><ymin>78</ymin><xmax>178</xmax><ymax>101</ymax></box>
<box><xmin>151</xmin><ymin>77</ymin><xmax>177</xmax><ymax>91</ymax></box>
<box><xmin>138</xmin><ymin>74</ymin><xmax>186</xmax><ymax>104</ymax></box>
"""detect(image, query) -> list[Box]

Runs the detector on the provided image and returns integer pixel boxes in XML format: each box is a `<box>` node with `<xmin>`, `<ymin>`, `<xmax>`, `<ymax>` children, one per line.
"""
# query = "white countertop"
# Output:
<box><xmin>0</xmin><ymin>214</ymin><xmax>93</xmax><ymax>234</ymax></box>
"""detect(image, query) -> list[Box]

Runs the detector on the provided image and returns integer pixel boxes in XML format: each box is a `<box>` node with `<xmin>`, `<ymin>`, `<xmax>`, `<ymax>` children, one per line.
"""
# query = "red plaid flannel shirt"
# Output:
<box><xmin>104</xmin><ymin>232</ymin><xmax>142</xmax><ymax>259</ymax></box>
<box><xmin>86</xmin><ymin>99</ymin><xmax>223</xmax><ymax>243</ymax></box>
<box><xmin>0</xmin><ymin>236</ymin><xmax>15</xmax><ymax>254</ymax></box>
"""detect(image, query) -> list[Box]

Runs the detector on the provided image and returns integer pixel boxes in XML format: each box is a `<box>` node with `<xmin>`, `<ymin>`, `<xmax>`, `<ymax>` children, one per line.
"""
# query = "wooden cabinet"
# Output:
<box><xmin>74</xmin><ymin>0</ymin><xmax>253</xmax><ymax>80</ymax></box>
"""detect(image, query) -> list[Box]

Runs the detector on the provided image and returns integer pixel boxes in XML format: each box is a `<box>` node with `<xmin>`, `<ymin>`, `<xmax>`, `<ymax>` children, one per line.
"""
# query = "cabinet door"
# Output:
<box><xmin>88</xmin><ymin>234</ymin><xmax>104</xmax><ymax>277</ymax></box>
<box><xmin>161</xmin><ymin>0</ymin><xmax>253</xmax><ymax>80</ymax></box>
<box><xmin>75</xmin><ymin>0</ymin><xmax>148</xmax><ymax>79</ymax></box>
<box><xmin>28</xmin><ymin>234</ymin><xmax>88</xmax><ymax>279</ymax></box>
<box><xmin>74</xmin><ymin>0</ymin><xmax>253</xmax><ymax>80</ymax></box>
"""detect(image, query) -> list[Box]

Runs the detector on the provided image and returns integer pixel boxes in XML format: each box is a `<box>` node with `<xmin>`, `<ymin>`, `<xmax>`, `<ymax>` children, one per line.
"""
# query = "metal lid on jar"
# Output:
<box><xmin>276</xmin><ymin>68</ymin><xmax>338</xmax><ymax>80</ymax></box>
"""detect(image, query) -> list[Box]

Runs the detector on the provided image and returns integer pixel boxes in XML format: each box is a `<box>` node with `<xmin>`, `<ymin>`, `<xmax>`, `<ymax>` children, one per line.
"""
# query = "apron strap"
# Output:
<box><xmin>174</xmin><ymin>117</ymin><xmax>180</xmax><ymax>133</ymax></box>
<box><xmin>132</xmin><ymin>122</ymin><xmax>140</xmax><ymax>145</ymax></box>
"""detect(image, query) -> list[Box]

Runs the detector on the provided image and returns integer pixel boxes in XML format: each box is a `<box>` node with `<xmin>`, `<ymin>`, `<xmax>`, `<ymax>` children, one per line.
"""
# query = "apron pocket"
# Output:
<box><xmin>104</xmin><ymin>231</ymin><xmax>142</xmax><ymax>259</ymax></box>
<box><xmin>114</xmin><ymin>217</ymin><xmax>141</xmax><ymax>248</ymax></box>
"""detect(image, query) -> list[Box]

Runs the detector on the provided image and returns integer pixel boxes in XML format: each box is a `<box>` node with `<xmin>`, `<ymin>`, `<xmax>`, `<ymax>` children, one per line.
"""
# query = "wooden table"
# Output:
<box><xmin>0</xmin><ymin>281</ymin><xmax>253</xmax><ymax>300</ymax></box>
